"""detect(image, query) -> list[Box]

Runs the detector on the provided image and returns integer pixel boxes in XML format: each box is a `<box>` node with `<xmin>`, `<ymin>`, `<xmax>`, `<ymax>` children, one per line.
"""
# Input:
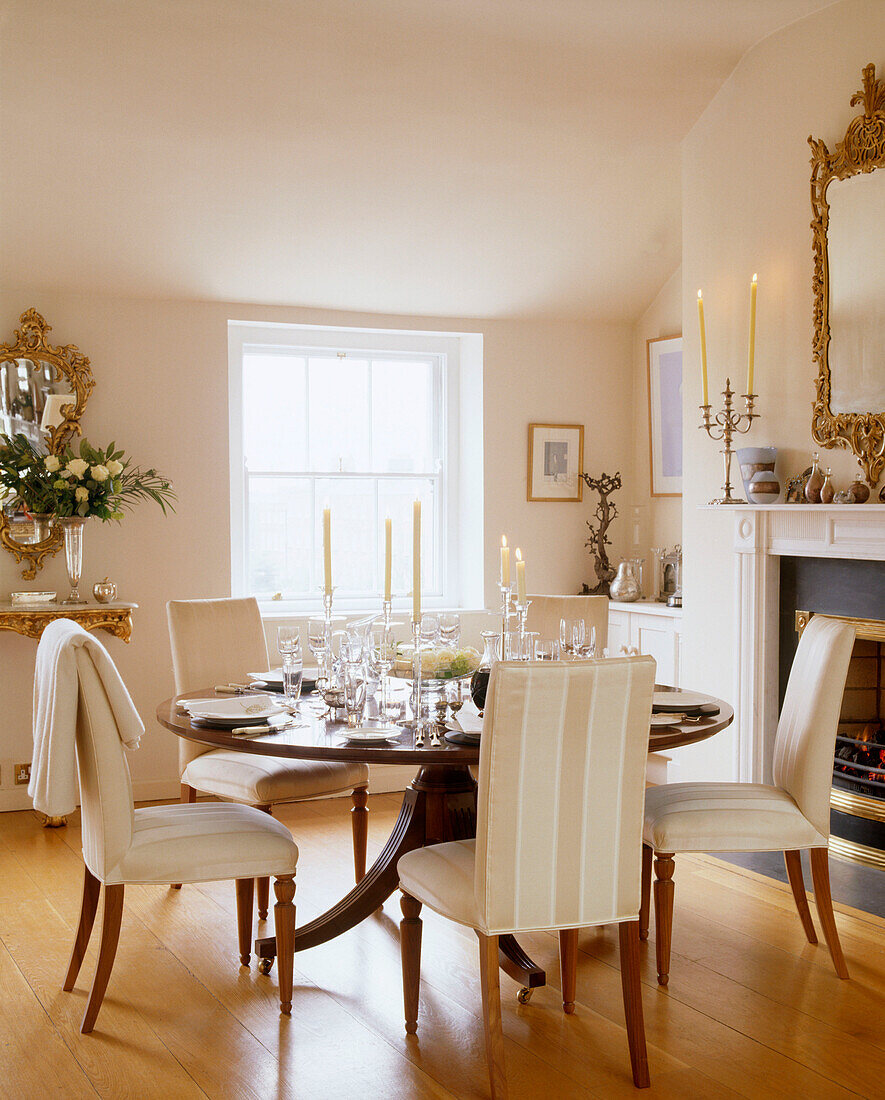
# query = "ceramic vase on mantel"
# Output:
<box><xmin>58</xmin><ymin>517</ymin><xmax>88</xmax><ymax>605</ymax></box>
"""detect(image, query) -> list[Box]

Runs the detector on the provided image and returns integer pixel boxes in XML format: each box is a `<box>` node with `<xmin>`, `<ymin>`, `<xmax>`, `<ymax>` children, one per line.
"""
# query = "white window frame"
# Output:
<box><xmin>228</xmin><ymin>320</ymin><xmax>484</xmax><ymax>613</ymax></box>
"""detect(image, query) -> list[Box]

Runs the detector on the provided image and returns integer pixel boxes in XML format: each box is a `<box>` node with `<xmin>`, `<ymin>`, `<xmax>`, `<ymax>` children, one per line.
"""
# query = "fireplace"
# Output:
<box><xmin>795</xmin><ymin>611</ymin><xmax>885</xmax><ymax>870</ymax></box>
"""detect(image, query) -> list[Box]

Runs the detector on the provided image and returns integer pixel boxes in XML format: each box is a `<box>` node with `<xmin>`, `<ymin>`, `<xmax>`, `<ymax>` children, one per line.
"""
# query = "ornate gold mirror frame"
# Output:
<box><xmin>0</xmin><ymin>309</ymin><xmax>95</xmax><ymax>577</ymax></box>
<box><xmin>809</xmin><ymin>63</ymin><xmax>885</xmax><ymax>487</ymax></box>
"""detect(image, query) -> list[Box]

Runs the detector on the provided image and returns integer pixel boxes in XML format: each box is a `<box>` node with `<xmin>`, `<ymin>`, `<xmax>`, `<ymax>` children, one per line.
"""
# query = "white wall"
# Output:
<box><xmin>677</xmin><ymin>0</ymin><xmax>885</xmax><ymax>781</ymax></box>
<box><xmin>0</xmin><ymin>290</ymin><xmax>632</xmax><ymax>808</ymax></box>
<box><xmin>629</xmin><ymin>267</ymin><xmax>683</xmax><ymax>591</ymax></box>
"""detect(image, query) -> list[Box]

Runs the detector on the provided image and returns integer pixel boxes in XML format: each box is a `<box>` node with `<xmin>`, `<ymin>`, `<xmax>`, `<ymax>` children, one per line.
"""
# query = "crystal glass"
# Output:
<box><xmin>438</xmin><ymin>612</ymin><xmax>461</xmax><ymax>647</ymax></box>
<box><xmin>533</xmin><ymin>638</ymin><xmax>559</xmax><ymax>660</ymax></box>
<box><xmin>308</xmin><ymin>616</ymin><xmax>328</xmax><ymax>683</ymax></box>
<box><xmin>343</xmin><ymin>665</ymin><xmax>367</xmax><ymax>728</ymax></box>
<box><xmin>369</xmin><ymin>626</ymin><xmax>396</xmax><ymax>720</ymax></box>
<box><xmin>559</xmin><ymin>618</ymin><xmax>585</xmax><ymax>657</ymax></box>
<box><xmin>419</xmin><ymin>614</ymin><xmax>439</xmax><ymax>647</ymax></box>
<box><xmin>60</xmin><ymin>517</ymin><xmax>88</xmax><ymax>605</ymax></box>
<box><xmin>470</xmin><ymin>630</ymin><xmax>501</xmax><ymax>713</ymax></box>
<box><xmin>277</xmin><ymin>627</ymin><xmax>303</xmax><ymax>707</ymax></box>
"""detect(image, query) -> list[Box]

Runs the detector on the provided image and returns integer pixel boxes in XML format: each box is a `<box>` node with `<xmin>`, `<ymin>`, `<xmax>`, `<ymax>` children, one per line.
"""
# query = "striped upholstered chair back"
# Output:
<box><xmin>474</xmin><ymin>656</ymin><xmax>655</xmax><ymax>934</ymax></box>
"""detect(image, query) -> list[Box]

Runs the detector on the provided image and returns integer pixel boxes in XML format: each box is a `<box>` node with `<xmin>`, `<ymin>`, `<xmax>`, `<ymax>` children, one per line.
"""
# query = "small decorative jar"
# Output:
<box><xmin>805</xmin><ymin>452</ymin><xmax>824</xmax><ymax>503</ymax></box>
<box><xmin>820</xmin><ymin>468</ymin><xmax>835</xmax><ymax>504</ymax></box>
<box><xmin>747</xmin><ymin>470</ymin><xmax>781</xmax><ymax>504</ymax></box>
<box><xmin>849</xmin><ymin>468</ymin><xmax>871</xmax><ymax>503</ymax></box>
<box><xmin>609</xmin><ymin>560</ymin><xmax>641</xmax><ymax>602</ymax></box>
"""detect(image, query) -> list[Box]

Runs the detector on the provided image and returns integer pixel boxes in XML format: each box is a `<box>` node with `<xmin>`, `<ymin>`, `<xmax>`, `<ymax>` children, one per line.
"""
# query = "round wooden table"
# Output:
<box><xmin>157</xmin><ymin>685</ymin><xmax>733</xmax><ymax>992</ymax></box>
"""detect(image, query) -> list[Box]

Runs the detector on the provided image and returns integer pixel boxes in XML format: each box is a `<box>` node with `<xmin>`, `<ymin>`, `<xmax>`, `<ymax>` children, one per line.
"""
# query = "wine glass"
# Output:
<box><xmin>438</xmin><ymin>613</ymin><xmax>461</xmax><ymax>647</ymax></box>
<box><xmin>308</xmin><ymin>616</ymin><xmax>328</xmax><ymax>683</ymax></box>
<box><xmin>342</xmin><ymin>664</ymin><xmax>367</xmax><ymax>728</ymax></box>
<box><xmin>369</xmin><ymin>626</ymin><xmax>396</xmax><ymax>722</ymax></box>
<box><xmin>559</xmin><ymin>618</ymin><xmax>571</xmax><ymax>657</ymax></box>
<box><xmin>419</xmin><ymin>614</ymin><xmax>439</xmax><ymax>647</ymax></box>
<box><xmin>277</xmin><ymin>627</ymin><xmax>303</xmax><ymax>709</ymax></box>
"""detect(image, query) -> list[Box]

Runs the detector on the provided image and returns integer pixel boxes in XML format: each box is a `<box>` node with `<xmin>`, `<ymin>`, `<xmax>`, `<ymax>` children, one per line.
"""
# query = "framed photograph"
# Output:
<box><xmin>646</xmin><ymin>335</ymin><xmax>683</xmax><ymax>497</ymax></box>
<box><xmin>527</xmin><ymin>423</ymin><xmax>584</xmax><ymax>502</ymax></box>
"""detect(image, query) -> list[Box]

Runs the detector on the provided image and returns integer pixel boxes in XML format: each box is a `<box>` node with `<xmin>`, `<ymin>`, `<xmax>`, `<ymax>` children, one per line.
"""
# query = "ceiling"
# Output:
<box><xmin>1</xmin><ymin>0</ymin><xmax>836</xmax><ymax>322</ymax></box>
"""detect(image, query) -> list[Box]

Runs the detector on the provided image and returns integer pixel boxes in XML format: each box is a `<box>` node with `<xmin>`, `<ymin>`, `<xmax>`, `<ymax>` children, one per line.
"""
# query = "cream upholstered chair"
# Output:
<box><xmin>398</xmin><ymin>656</ymin><xmax>657</xmax><ymax>1096</ymax></box>
<box><xmin>525</xmin><ymin>593</ymin><xmax>609</xmax><ymax>654</ymax></box>
<box><xmin>167</xmin><ymin>598</ymin><xmax>369</xmax><ymax>910</ymax></box>
<box><xmin>641</xmin><ymin>614</ymin><xmax>855</xmax><ymax>986</ymax></box>
<box><xmin>60</xmin><ymin>641</ymin><xmax>299</xmax><ymax>1033</ymax></box>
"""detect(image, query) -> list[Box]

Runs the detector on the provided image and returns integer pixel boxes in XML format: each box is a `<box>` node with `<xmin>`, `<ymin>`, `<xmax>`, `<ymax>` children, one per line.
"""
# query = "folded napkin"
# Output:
<box><xmin>453</xmin><ymin>700</ymin><xmax>484</xmax><ymax>735</ymax></box>
<box><xmin>29</xmin><ymin>619</ymin><xmax>143</xmax><ymax>818</ymax></box>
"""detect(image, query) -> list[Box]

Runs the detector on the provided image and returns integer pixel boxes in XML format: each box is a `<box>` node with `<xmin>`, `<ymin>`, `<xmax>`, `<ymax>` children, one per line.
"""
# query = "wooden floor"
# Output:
<box><xmin>1</xmin><ymin>795</ymin><xmax>883</xmax><ymax>1100</ymax></box>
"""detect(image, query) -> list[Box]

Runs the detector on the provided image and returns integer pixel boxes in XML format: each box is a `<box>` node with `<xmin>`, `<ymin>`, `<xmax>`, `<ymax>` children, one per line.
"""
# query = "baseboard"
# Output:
<box><xmin>0</xmin><ymin>788</ymin><xmax>35</xmax><ymax>813</ymax></box>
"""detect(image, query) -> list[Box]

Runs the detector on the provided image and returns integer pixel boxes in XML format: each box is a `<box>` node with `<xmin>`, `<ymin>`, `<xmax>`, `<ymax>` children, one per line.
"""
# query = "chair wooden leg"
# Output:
<box><xmin>351</xmin><ymin>786</ymin><xmax>369</xmax><ymax>883</ymax></box>
<box><xmin>639</xmin><ymin>844</ymin><xmax>652</xmax><ymax>942</ymax></box>
<box><xmin>809</xmin><ymin>848</ymin><xmax>849</xmax><ymax>979</ymax></box>
<box><xmin>559</xmin><ymin>928</ymin><xmax>578</xmax><ymax>1015</ymax></box>
<box><xmin>256</xmin><ymin>805</ymin><xmax>273</xmax><ymax>919</ymax></box>
<box><xmin>784</xmin><ymin>850</ymin><xmax>817</xmax><ymax>944</ymax></box>
<box><xmin>80</xmin><ymin>884</ymin><xmax>124</xmax><ymax>1034</ymax></box>
<box><xmin>63</xmin><ymin>864</ymin><xmax>101</xmax><ymax>991</ymax></box>
<box><xmin>653</xmin><ymin>852</ymin><xmax>675</xmax><ymax>986</ymax></box>
<box><xmin>618</xmin><ymin>920</ymin><xmax>651</xmax><ymax>1088</ymax></box>
<box><xmin>399</xmin><ymin>892</ymin><xmax>423</xmax><ymax>1034</ymax></box>
<box><xmin>274</xmin><ymin>875</ymin><xmax>297</xmax><ymax>1014</ymax></box>
<box><xmin>171</xmin><ymin>784</ymin><xmax>197</xmax><ymax>890</ymax></box>
<box><xmin>477</xmin><ymin>931</ymin><xmax>508</xmax><ymax>1100</ymax></box>
<box><xmin>235</xmin><ymin>878</ymin><xmax>254</xmax><ymax>966</ymax></box>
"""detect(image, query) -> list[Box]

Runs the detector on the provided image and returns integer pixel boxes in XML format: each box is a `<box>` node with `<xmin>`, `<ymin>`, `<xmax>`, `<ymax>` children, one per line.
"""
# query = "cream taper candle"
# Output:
<box><xmin>747</xmin><ymin>273</ymin><xmax>757</xmax><ymax>395</ymax></box>
<box><xmin>698</xmin><ymin>290</ymin><xmax>709</xmax><ymax>406</ymax></box>
<box><xmin>515</xmin><ymin>548</ymin><xmax>526</xmax><ymax>604</ymax></box>
<box><xmin>412</xmin><ymin>499</ymin><xmax>421</xmax><ymax>622</ymax></box>
<box><xmin>500</xmin><ymin>535</ymin><xmax>510</xmax><ymax>588</ymax></box>
<box><xmin>323</xmin><ymin>505</ymin><xmax>332</xmax><ymax>595</ymax></box>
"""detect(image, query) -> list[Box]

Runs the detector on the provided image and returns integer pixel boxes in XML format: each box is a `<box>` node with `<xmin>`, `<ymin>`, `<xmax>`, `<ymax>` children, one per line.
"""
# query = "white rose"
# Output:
<box><xmin>75</xmin><ymin>486</ymin><xmax>89</xmax><ymax>502</ymax></box>
<box><xmin>90</xmin><ymin>464</ymin><xmax>110</xmax><ymax>482</ymax></box>
<box><xmin>66</xmin><ymin>458</ymin><xmax>89</xmax><ymax>479</ymax></box>
<box><xmin>106</xmin><ymin>459</ymin><xmax>123</xmax><ymax>477</ymax></box>
<box><xmin>44</xmin><ymin>455</ymin><xmax>60</xmax><ymax>472</ymax></box>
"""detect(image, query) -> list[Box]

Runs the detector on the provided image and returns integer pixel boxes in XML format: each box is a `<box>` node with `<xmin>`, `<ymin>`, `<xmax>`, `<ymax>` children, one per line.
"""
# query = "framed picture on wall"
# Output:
<box><xmin>646</xmin><ymin>335</ymin><xmax>683</xmax><ymax>496</ymax></box>
<box><xmin>527</xmin><ymin>423</ymin><xmax>584</xmax><ymax>501</ymax></box>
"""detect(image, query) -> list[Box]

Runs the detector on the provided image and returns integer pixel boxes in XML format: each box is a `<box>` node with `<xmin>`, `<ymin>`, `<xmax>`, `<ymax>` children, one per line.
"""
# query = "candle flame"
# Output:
<box><xmin>501</xmin><ymin>535</ymin><xmax>507</xmax><ymax>548</ymax></box>
<box><xmin>697</xmin><ymin>289</ymin><xmax>703</xmax><ymax>300</ymax></box>
<box><xmin>752</xmin><ymin>273</ymin><xmax>758</xmax><ymax>284</ymax></box>
<box><xmin>515</xmin><ymin>548</ymin><xmax>522</xmax><ymax>561</ymax></box>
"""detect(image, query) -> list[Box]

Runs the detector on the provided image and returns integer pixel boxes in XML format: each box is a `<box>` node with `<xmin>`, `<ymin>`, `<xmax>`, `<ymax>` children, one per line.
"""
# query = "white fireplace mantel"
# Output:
<box><xmin>726</xmin><ymin>504</ymin><xmax>885</xmax><ymax>784</ymax></box>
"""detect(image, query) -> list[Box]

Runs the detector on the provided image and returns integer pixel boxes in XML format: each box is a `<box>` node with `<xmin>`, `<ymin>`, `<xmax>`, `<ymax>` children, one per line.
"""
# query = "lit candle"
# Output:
<box><xmin>747</xmin><ymin>273</ymin><xmax>757</xmax><ymax>396</ymax></box>
<box><xmin>412</xmin><ymin>499</ymin><xmax>421</xmax><ymax>623</ymax></box>
<box><xmin>323</xmin><ymin>505</ymin><xmax>332</xmax><ymax>595</ymax></box>
<box><xmin>384</xmin><ymin>515</ymin><xmax>392</xmax><ymax>601</ymax></box>
<box><xmin>515</xmin><ymin>548</ymin><xmax>526</xmax><ymax>604</ymax></box>
<box><xmin>500</xmin><ymin>535</ymin><xmax>510</xmax><ymax>588</ymax></box>
<box><xmin>698</xmin><ymin>290</ymin><xmax>709</xmax><ymax>406</ymax></box>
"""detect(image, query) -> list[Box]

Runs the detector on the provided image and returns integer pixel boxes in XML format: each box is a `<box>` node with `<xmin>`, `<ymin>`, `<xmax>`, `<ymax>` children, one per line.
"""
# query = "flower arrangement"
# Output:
<box><xmin>0</xmin><ymin>433</ymin><xmax>176</xmax><ymax>520</ymax></box>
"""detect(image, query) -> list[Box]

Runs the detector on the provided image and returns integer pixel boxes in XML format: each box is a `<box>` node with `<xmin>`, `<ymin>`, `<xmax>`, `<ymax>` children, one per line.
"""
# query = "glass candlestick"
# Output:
<box><xmin>320</xmin><ymin>589</ymin><xmax>335</xmax><ymax>686</ymax></box>
<box><xmin>499</xmin><ymin>583</ymin><xmax>513</xmax><ymax>655</ymax></box>
<box><xmin>514</xmin><ymin>599</ymin><xmax>531</xmax><ymax>659</ymax></box>
<box><xmin>411</xmin><ymin>619</ymin><xmax>426</xmax><ymax>747</ymax></box>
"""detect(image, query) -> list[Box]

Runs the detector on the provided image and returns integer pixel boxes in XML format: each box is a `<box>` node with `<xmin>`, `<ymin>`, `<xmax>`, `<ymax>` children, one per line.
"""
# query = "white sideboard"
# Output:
<box><xmin>608</xmin><ymin>599</ymin><xmax>682</xmax><ymax>687</ymax></box>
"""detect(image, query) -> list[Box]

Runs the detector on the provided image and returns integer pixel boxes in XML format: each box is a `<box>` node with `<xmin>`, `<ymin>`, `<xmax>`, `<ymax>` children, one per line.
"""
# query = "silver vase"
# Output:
<box><xmin>59</xmin><ymin>517</ymin><xmax>88</xmax><ymax>604</ymax></box>
<box><xmin>609</xmin><ymin>560</ymin><xmax>640</xmax><ymax>602</ymax></box>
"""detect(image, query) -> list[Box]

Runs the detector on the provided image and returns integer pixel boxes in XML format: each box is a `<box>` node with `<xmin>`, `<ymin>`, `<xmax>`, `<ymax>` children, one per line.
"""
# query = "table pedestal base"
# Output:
<box><xmin>255</xmin><ymin>763</ymin><xmax>546</xmax><ymax>990</ymax></box>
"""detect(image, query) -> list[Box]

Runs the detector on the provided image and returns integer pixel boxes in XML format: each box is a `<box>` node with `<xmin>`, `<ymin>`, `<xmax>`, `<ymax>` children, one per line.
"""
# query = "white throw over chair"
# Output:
<box><xmin>167</xmin><ymin>598</ymin><xmax>370</xmax><ymax>912</ymax></box>
<box><xmin>525</xmin><ymin>593</ymin><xmax>609</xmax><ymax>654</ymax></box>
<box><xmin>38</xmin><ymin>624</ymin><xmax>299</xmax><ymax>1033</ymax></box>
<box><xmin>641</xmin><ymin>614</ymin><xmax>856</xmax><ymax>986</ymax></box>
<box><xmin>398</xmin><ymin>656</ymin><xmax>657</xmax><ymax>1096</ymax></box>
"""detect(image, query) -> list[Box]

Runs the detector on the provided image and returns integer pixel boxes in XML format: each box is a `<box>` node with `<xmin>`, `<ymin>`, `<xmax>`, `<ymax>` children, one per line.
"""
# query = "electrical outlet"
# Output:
<box><xmin>14</xmin><ymin>762</ymin><xmax>30</xmax><ymax>785</ymax></box>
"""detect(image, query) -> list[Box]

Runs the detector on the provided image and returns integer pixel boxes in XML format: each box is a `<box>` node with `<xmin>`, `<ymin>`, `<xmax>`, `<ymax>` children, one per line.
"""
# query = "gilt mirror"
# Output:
<box><xmin>0</xmin><ymin>309</ymin><xmax>95</xmax><ymax>577</ymax></box>
<box><xmin>810</xmin><ymin>63</ymin><xmax>885</xmax><ymax>487</ymax></box>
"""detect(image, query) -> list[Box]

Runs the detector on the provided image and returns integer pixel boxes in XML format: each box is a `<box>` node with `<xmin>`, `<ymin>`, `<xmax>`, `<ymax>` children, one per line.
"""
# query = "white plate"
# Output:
<box><xmin>650</xmin><ymin>713</ymin><xmax>681</xmax><ymax>729</ymax></box>
<box><xmin>653</xmin><ymin>691</ymin><xmax>709</xmax><ymax>713</ymax></box>
<box><xmin>185</xmin><ymin>697</ymin><xmax>287</xmax><ymax>723</ymax></box>
<box><xmin>343</xmin><ymin>726</ymin><xmax>401</xmax><ymax>744</ymax></box>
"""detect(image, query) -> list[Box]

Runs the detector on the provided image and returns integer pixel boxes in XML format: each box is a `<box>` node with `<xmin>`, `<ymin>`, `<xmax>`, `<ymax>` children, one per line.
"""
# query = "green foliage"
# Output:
<box><xmin>0</xmin><ymin>433</ymin><xmax>176</xmax><ymax>522</ymax></box>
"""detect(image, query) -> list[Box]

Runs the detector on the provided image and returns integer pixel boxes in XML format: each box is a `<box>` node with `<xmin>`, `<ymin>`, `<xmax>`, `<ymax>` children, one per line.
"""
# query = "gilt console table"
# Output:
<box><xmin>0</xmin><ymin>601</ymin><xmax>137</xmax><ymax>642</ymax></box>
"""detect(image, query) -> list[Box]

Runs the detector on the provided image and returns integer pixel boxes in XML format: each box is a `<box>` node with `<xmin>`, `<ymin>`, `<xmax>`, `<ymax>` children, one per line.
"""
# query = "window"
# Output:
<box><xmin>229</xmin><ymin>322</ymin><xmax>483</xmax><ymax>611</ymax></box>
